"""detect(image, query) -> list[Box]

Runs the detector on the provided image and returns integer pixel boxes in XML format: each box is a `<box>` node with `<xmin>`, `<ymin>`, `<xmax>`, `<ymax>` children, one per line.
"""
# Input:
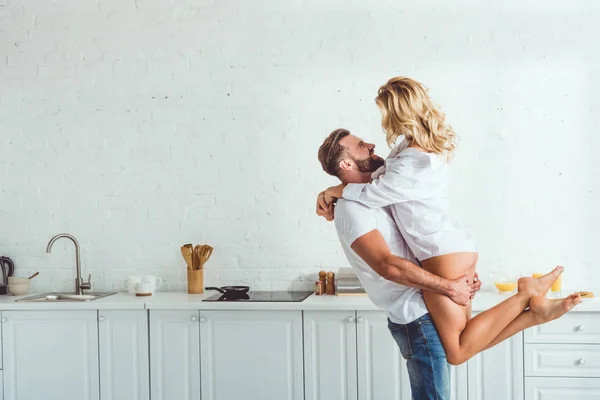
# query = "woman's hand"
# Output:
<box><xmin>316</xmin><ymin>184</ymin><xmax>345</xmax><ymax>221</ymax></box>
<box><xmin>316</xmin><ymin>192</ymin><xmax>334</xmax><ymax>221</ymax></box>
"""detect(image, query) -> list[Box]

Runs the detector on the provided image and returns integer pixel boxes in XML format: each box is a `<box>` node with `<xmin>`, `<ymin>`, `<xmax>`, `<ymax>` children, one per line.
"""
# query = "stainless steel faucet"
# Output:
<box><xmin>46</xmin><ymin>233</ymin><xmax>92</xmax><ymax>295</ymax></box>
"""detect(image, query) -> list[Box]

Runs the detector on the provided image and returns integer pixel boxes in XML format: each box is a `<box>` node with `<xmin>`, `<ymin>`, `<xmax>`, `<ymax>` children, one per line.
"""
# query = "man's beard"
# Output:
<box><xmin>353</xmin><ymin>154</ymin><xmax>385</xmax><ymax>173</ymax></box>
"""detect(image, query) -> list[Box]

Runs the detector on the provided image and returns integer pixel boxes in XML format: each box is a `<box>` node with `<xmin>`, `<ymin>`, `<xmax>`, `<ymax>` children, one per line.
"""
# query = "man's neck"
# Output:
<box><xmin>342</xmin><ymin>171</ymin><xmax>373</xmax><ymax>185</ymax></box>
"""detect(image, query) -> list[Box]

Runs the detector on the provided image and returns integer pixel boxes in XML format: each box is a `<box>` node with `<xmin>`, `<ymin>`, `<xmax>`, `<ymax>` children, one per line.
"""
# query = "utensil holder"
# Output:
<box><xmin>187</xmin><ymin>269</ymin><xmax>204</xmax><ymax>294</ymax></box>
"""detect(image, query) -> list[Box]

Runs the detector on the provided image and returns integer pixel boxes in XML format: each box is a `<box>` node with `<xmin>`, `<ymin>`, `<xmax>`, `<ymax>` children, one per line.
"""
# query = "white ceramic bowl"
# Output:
<box><xmin>8</xmin><ymin>282</ymin><xmax>30</xmax><ymax>296</ymax></box>
<box><xmin>8</xmin><ymin>277</ymin><xmax>30</xmax><ymax>284</ymax></box>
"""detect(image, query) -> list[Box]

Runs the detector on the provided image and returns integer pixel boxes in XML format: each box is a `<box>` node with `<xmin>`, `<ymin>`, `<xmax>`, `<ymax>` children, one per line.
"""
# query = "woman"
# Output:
<box><xmin>317</xmin><ymin>77</ymin><xmax>582</xmax><ymax>365</ymax></box>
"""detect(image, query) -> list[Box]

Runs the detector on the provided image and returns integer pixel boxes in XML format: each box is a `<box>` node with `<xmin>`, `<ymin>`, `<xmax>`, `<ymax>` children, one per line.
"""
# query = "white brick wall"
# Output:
<box><xmin>1</xmin><ymin>0</ymin><xmax>599</xmax><ymax>293</ymax></box>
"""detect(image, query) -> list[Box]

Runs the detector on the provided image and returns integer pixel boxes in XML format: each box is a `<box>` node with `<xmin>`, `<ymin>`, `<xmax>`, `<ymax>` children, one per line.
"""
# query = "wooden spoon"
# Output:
<box><xmin>198</xmin><ymin>245</ymin><xmax>214</xmax><ymax>269</ymax></box>
<box><xmin>28</xmin><ymin>272</ymin><xmax>40</xmax><ymax>279</ymax></box>
<box><xmin>180</xmin><ymin>245</ymin><xmax>193</xmax><ymax>270</ymax></box>
<box><xmin>193</xmin><ymin>245</ymin><xmax>203</xmax><ymax>270</ymax></box>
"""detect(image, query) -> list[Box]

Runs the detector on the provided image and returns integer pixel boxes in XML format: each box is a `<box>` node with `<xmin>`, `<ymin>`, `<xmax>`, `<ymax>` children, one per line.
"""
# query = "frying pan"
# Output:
<box><xmin>205</xmin><ymin>285</ymin><xmax>250</xmax><ymax>297</ymax></box>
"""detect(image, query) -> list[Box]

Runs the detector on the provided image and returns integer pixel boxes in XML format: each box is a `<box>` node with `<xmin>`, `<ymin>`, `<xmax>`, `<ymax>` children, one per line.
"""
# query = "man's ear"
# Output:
<box><xmin>338</xmin><ymin>159</ymin><xmax>353</xmax><ymax>172</ymax></box>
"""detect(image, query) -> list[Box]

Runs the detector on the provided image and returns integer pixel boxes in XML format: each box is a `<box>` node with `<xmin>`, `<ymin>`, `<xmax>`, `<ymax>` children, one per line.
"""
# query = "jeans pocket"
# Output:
<box><xmin>389</xmin><ymin>325</ymin><xmax>412</xmax><ymax>359</ymax></box>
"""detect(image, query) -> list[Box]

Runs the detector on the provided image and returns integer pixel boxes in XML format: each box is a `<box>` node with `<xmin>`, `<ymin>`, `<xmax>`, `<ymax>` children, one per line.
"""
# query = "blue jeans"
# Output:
<box><xmin>388</xmin><ymin>313</ymin><xmax>451</xmax><ymax>400</ymax></box>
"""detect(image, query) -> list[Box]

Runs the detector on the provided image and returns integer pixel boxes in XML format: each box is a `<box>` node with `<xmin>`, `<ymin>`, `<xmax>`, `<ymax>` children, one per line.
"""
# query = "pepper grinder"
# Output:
<box><xmin>319</xmin><ymin>270</ymin><xmax>327</xmax><ymax>285</ymax></box>
<box><xmin>325</xmin><ymin>271</ymin><xmax>335</xmax><ymax>295</ymax></box>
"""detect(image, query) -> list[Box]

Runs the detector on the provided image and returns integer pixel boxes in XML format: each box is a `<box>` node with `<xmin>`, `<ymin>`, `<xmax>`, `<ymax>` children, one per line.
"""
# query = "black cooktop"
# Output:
<box><xmin>203</xmin><ymin>290</ymin><xmax>313</xmax><ymax>302</ymax></box>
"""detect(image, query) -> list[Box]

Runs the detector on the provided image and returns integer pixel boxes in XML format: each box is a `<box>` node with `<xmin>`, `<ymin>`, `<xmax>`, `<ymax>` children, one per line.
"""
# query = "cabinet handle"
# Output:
<box><xmin>199</xmin><ymin>317</ymin><xmax>206</xmax><ymax>323</ymax></box>
<box><xmin>190</xmin><ymin>316</ymin><xmax>198</xmax><ymax>322</ymax></box>
<box><xmin>357</xmin><ymin>317</ymin><xmax>364</xmax><ymax>323</ymax></box>
<box><xmin>347</xmin><ymin>316</ymin><xmax>355</xmax><ymax>322</ymax></box>
<box><xmin>576</xmin><ymin>325</ymin><xmax>585</xmax><ymax>332</ymax></box>
<box><xmin>578</xmin><ymin>358</ymin><xmax>586</xmax><ymax>365</ymax></box>
<box><xmin>99</xmin><ymin>316</ymin><xmax>105</xmax><ymax>322</ymax></box>
<box><xmin>1</xmin><ymin>317</ymin><xmax>6</xmax><ymax>323</ymax></box>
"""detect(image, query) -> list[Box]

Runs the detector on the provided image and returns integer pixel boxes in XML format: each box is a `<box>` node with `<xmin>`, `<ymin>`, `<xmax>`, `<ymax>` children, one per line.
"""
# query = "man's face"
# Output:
<box><xmin>339</xmin><ymin>134</ymin><xmax>385</xmax><ymax>173</ymax></box>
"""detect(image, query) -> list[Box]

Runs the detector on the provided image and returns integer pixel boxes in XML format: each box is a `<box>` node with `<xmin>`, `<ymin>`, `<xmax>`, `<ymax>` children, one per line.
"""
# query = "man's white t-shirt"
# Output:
<box><xmin>334</xmin><ymin>199</ymin><xmax>428</xmax><ymax>324</ymax></box>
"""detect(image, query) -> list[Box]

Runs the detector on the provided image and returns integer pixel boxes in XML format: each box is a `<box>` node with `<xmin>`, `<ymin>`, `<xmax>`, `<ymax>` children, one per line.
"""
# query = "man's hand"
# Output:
<box><xmin>470</xmin><ymin>272</ymin><xmax>482</xmax><ymax>299</ymax></box>
<box><xmin>446</xmin><ymin>274</ymin><xmax>473</xmax><ymax>306</ymax></box>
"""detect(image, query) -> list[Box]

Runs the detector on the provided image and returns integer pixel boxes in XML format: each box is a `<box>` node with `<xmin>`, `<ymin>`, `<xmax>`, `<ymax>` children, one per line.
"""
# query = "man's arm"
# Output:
<box><xmin>351</xmin><ymin>229</ymin><xmax>472</xmax><ymax>306</ymax></box>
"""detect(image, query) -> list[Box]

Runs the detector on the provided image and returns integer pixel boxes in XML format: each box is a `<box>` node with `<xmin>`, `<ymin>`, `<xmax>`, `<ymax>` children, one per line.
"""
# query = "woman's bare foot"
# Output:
<box><xmin>517</xmin><ymin>266</ymin><xmax>563</xmax><ymax>297</ymax></box>
<box><xmin>529</xmin><ymin>293</ymin><xmax>582</xmax><ymax>324</ymax></box>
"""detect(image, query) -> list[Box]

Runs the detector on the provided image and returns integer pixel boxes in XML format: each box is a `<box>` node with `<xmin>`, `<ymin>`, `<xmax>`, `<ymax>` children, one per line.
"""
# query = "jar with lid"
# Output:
<box><xmin>314</xmin><ymin>281</ymin><xmax>324</xmax><ymax>295</ymax></box>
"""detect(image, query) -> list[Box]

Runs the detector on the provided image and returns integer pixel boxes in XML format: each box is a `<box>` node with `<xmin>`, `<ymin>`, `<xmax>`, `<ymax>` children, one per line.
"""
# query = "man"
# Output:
<box><xmin>317</xmin><ymin>128</ymin><xmax>480</xmax><ymax>399</ymax></box>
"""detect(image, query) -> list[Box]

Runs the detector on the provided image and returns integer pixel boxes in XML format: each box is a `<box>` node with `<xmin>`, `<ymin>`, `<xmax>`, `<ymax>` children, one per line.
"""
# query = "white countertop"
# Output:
<box><xmin>0</xmin><ymin>290</ymin><xmax>598</xmax><ymax>312</ymax></box>
<box><xmin>143</xmin><ymin>290</ymin><xmax>600</xmax><ymax>312</ymax></box>
<box><xmin>0</xmin><ymin>293</ymin><xmax>145</xmax><ymax>310</ymax></box>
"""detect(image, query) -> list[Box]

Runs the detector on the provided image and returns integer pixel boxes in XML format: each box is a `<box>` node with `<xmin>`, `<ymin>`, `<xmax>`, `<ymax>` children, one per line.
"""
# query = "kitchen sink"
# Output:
<box><xmin>16</xmin><ymin>292</ymin><xmax>117</xmax><ymax>302</ymax></box>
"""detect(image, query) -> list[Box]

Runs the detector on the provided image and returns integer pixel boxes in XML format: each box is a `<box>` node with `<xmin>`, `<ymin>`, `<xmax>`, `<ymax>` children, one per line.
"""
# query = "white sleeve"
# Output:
<box><xmin>334</xmin><ymin>201</ymin><xmax>378</xmax><ymax>247</ymax></box>
<box><xmin>342</xmin><ymin>152</ymin><xmax>438</xmax><ymax>209</ymax></box>
<box><xmin>371</xmin><ymin>140</ymin><xmax>408</xmax><ymax>180</ymax></box>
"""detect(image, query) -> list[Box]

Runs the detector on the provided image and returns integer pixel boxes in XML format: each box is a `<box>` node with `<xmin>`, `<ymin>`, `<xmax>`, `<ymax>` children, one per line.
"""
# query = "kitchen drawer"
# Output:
<box><xmin>525</xmin><ymin>313</ymin><xmax>600</xmax><ymax>344</ymax></box>
<box><xmin>525</xmin><ymin>344</ymin><xmax>600</xmax><ymax>378</ymax></box>
<box><xmin>525</xmin><ymin>377</ymin><xmax>600</xmax><ymax>400</ymax></box>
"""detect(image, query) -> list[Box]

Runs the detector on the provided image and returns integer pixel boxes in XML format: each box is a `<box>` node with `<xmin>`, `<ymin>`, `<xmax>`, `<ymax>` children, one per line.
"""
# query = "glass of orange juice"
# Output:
<box><xmin>532</xmin><ymin>272</ymin><xmax>562</xmax><ymax>294</ymax></box>
<box><xmin>491</xmin><ymin>270</ymin><xmax>518</xmax><ymax>294</ymax></box>
<box><xmin>551</xmin><ymin>274</ymin><xmax>562</xmax><ymax>293</ymax></box>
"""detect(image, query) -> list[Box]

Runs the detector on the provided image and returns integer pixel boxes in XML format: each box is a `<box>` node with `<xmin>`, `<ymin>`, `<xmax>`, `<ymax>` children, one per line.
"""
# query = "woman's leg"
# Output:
<box><xmin>421</xmin><ymin>252</ymin><xmax>563</xmax><ymax>365</ymax></box>
<box><xmin>482</xmin><ymin>293</ymin><xmax>582</xmax><ymax>350</ymax></box>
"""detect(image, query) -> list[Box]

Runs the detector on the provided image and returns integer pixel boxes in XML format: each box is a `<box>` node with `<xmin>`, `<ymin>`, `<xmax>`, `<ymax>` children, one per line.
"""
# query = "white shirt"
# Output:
<box><xmin>343</xmin><ymin>146</ymin><xmax>477</xmax><ymax>261</ymax></box>
<box><xmin>334</xmin><ymin>199</ymin><xmax>428</xmax><ymax>324</ymax></box>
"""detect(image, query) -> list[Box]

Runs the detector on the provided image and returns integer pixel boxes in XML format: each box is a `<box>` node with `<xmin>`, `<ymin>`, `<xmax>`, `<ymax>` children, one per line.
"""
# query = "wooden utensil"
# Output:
<box><xmin>193</xmin><ymin>245</ymin><xmax>204</xmax><ymax>270</ymax></box>
<box><xmin>198</xmin><ymin>245</ymin><xmax>213</xmax><ymax>269</ymax></box>
<box><xmin>180</xmin><ymin>245</ymin><xmax>193</xmax><ymax>270</ymax></box>
<box><xmin>28</xmin><ymin>272</ymin><xmax>39</xmax><ymax>279</ymax></box>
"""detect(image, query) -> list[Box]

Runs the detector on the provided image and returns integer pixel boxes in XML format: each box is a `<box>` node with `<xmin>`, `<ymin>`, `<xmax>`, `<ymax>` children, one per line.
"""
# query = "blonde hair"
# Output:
<box><xmin>376</xmin><ymin>77</ymin><xmax>456</xmax><ymax>159</ymax></box>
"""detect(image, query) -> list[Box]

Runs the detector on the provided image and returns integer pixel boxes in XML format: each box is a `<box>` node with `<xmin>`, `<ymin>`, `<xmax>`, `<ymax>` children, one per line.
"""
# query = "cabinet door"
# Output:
<box><xmin>2</xmin><ymin>310</ymin><xmax>99</xmax><ymax>400</ymax></box>
<box><xmin>356</xmin><ymin>311</ymin><xmax>410</xmax><ymax>400</ymax></box>
<box><xmin>450</xmin><ymin>362</ymin><xmax>468</xmax><ymax>400</ymax></box>
<box><xmin>99</xmin><ymin>310</ymin><xmax>149</xmax><ymax>400</ymax></box>
<box><xmin>304</xmin><ymin>311</ymin><xmax>358</xmax><ymax>400</ymax></box>
<box><xmin>149</xmin><ymin>310</ymin><xmax>200</xmax><ymax>400</ymax></box>
<box><xmin>200</xmin><ymin>310</ymin><xmax>303</xmax><ymax>400</ymax></box>
<box><xmin>467</xmin><ymin>330</ymin><xmax>524</xmax><ymax>400</ymax></box>
<box><xmin>356</xmin><ymin>311</ymin><xmax>467</xmax><ymax>400</ymax></box>
<box><xmin>525</xmin><ymin>377</ymin><xmax>600</xmax><ymax>399</ymax></box>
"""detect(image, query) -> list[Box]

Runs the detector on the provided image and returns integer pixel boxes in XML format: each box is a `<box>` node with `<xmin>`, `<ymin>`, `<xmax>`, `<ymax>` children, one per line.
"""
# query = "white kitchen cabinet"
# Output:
<box><xmin>200</xmin><ymin>310</ymin><xmax>304</xmax><ymax>400</ymax></box>
<box><xmin>356</xmin><ymin>311</ymin><xmax>411</xmax><ymax>400</ymax></box>
<box><xmin>525</xmin><ymin>377</ymin><xmax>600</xmax><ymax>399</ymax></box>
<box><xmin>149</xmin><ymin>310</ymin><xmax>200</xmax><ymax>400</ymax></box>
<box><xmin>524</xmin><ymin>311</ymin><xmax>600</xmax><ymax>400</ymax></box>
<box><xmin>525</xmin><ymin>343</ymin><xmax>600</xmax><ymax>378</ymax></box>
<box><xmin>467</xmin><ymin>330</ymin><xmax>524</xmax><ymax>400</ymax></box>
<box><xmin>99</xmin><ymin>310</ymin><xmax>149</xmax><ymax>400</ymax></box>
<box><xmin>355</xmin><ymin>311</ymin><xmax>467</xmax><ymax>400</ymax></box>
<box><xmin>2</xmin><ymin>310</ymin><xmax>99</xmax><ymax>400</ymax></box>
<box><xmin>304</xmin><ymin>310</ymin><xmax>358</xmax><ymax>400</ymax></box>
<box><xmin>524</xmin><ymin>313</ymin><xmax>600</xmax><ymax>344</ymax></box>
<box><xmin>450</xmin><ymin>360</ymin><xmax>469</xmax><ymax>400</ymax></box>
